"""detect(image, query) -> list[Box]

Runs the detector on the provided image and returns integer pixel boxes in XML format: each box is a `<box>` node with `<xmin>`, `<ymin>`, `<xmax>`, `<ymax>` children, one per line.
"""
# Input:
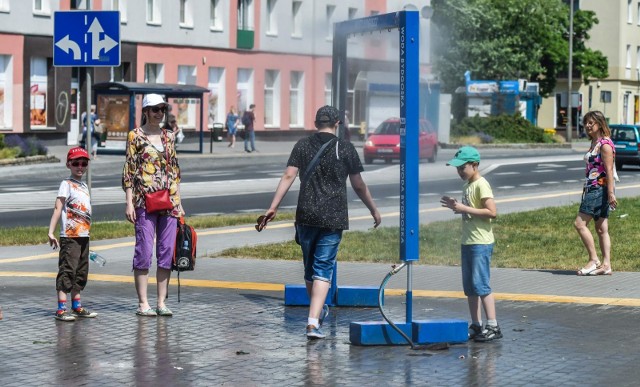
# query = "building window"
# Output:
<box><xmin>208</xmin><ymin>67</ymin><xmax>225</xmax><ymax>125</ymax></box>
<box><xmin>324</xmin><ymin>73</ymin><xmax>332</xmax><ymax>106</ymax></box>
<box><xmin>144</xmin><ymin>63</ymin><xmax>164</xmax><ymax>83</ymax></box>
<box><xmin>266</xmin><ymin>0</ymin><xmax>278</xmax><ymax>35</ymax></box>
<box><xmin>627</xmin><ymin>44</ymin><xmax>632</xmax><ymax>79</ymax></box>
<box><xmin>109</xmin><ymin>0</ymin><xmax>128</xmax><ymax>23</ymax></box>
<box><xmin>210</xmin><ymin>0</ymin><xmax>222</xmax><ymax>30</ymax></box>
<box><xmin>289</xmin><ymin>71</ymin><xmax>304</xmax><ymax>126</ymax></box>
<box><xmin>180</xmin><ymin>0</ymin><xmax>193</xmax><ymax>27</ymax></box>
<box><xmin>30</xmin><ymin>57</ymin><xmax>48</xmax><ymax>127</ymax></box>
<box><xmin>629</xmin><ymin>0</ymin><xmax>634</xmax><ymax>24</ymax></box>
<box><xmin>292</xmin><ymin>1</ymin><xmax>302</xmax><ymax>37</ymax></box>
<box><xmin>348</xmin><ymin>7</ymin><xmax>358</xmax><ymax>20</ymax></box>
<box><xmin>264</xmin><ymin>70</ymin><xmax>280</xmax><ymax>126</ymax></box>
<box><xmin>326</xmin><ymin>5</ymin><xmax>336</xmax><ymax>39</ymax></box>
<box><xmin>33</xmin><ymin>0</ymin><xmax>51</xmax><ymax>15</ymax></box>
<box><xmin>237</xmin><ymin>68</ymin><xmax>253</xmax><ymax>115</ymax></box>
<box><xmin>0</xmin><ymin>0</ymin><xmax>10</xmax><ymax>12</ymax></box>
<box><xmin>238</xmin><ymin>0</ymin><xmax>254</xmax><ymax>30</ymax></box>
<box><xmin>178</xmin><ymin>65</ymin><xmax>197</xmax><ymax>85</ymax></box>
<box><xmin>110</xmin><ymin>62</ymin><xmax>130</xmax><ymax>82</ymax></box>
<box><xmin>147</xmin><ymin>0</ymin><xmax>161</xmax><ymax>24</ymax></box>
<box><xmin>0</xmin><ymin>55</ymin><xmax>12</xmax><ymax>128</ymax></box>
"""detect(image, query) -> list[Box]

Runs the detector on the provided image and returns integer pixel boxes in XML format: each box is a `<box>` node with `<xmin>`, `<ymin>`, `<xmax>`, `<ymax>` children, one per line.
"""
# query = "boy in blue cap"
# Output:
<box><xmin>440</xmin><ymin>146</ymin><xmax>502</xmax><ymax>342</ymax></box>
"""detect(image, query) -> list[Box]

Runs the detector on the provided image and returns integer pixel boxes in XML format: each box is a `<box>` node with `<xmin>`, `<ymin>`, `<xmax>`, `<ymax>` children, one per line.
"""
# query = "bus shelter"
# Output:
<box><xmin>93</xmin><ymin>82</ymin><xmax>210</xmax><ymax>153</ymax></box>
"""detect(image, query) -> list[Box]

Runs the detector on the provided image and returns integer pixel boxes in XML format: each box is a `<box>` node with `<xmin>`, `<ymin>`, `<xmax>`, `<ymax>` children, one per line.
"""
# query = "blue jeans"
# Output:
<box><xmin>461</xmin><ymin>243</ymin><xmax>494</xmax><ymax>296</ymax></box>
<box><xmin>297</xmin><ymin>224</ymin><xmax>342</xmax><ymax>283</ymax></box>
<box><xmin>244</xmin><ymin>130</ymin><xmax>255</xmax><ymax>151</ymax></box>
<box><xmin>579</xmin><ymin>185</ymin><xmax>610</xmax><ymax>220</ymax></box>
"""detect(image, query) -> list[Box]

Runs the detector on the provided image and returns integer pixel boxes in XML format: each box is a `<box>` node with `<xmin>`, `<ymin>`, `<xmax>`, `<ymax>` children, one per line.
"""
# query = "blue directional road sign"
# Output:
<box><xmin>54</xmin><ymin>11</ymin><xmax>120</xmax><ymax>67</ymax></box>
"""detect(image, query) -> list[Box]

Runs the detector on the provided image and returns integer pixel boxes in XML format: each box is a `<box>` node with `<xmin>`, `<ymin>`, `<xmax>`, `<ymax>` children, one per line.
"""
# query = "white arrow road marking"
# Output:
<box><xmin>55</xmin><ymin>35</ymin><xmax>81</xmax><ymax>60</ymax></box>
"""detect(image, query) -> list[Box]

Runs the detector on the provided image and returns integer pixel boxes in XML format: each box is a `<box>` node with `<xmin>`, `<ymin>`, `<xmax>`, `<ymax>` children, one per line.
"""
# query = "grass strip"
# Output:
<box><xmin>216</xmin><ymin>197</ymin><xmax>640</xmax><ymax>272</ymax></box>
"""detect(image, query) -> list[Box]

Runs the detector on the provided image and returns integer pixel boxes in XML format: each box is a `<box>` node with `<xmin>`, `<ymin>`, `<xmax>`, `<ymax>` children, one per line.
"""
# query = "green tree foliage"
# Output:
<box><xmin>431</xmin><ymin>0</ymin><xmax>608</xmax><ymax>97</ymax></box>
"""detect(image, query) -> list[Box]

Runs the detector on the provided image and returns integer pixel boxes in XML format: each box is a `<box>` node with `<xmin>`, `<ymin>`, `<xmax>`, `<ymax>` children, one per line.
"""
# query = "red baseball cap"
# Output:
<box><xmin>67</xmin><ymin>147</ymin><xmax>90</xmax><ymax>161</ymax></box>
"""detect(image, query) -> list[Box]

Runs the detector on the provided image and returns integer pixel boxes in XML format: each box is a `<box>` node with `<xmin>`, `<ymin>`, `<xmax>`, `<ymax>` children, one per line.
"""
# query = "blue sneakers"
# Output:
<box><xmin>319</xmin><ymin>304</ymin><xmax>329</xmax><ymax>327</ymax></box>
<box><xmin>306</xmin><ymin>325</ymin><xmax>326</xmax><ymax>340</ymax></box>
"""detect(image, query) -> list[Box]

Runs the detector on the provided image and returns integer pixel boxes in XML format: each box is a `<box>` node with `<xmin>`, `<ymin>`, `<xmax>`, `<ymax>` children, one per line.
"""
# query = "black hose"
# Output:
<box><xmin>378</xmin><ymin>263</ymin><xmax>417</xmax><ymax>348</ymax></box>
<box><xmin>378</xmin><ymin>263</ymin><xmax>447</xmax><ymax>351</ymax></box>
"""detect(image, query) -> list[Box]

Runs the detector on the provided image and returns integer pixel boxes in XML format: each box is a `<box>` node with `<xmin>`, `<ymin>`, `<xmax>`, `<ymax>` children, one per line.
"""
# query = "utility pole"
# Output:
<box><xmin>566</xmin><ymin>0</ymin><xmax>574</xmax><ymax>142</ymax></box>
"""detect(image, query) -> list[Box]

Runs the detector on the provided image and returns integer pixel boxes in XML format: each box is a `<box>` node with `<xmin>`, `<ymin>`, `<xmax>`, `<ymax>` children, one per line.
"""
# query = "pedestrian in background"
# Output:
<box><xmin>80</xmin><ymin>105</ymin><xmax>101</xmax><ymax>160</ymax></box>
<box><xmin>260</xmin><ymin>105</ymin><xmax>381</xmax><ymax>340</ymax></box>
<box><xmin>242</xmin><ymin>104</ymin><xmax>256</xmax><ymax>153</ymax></box>
<box><xmin>575</xmin><ymin>110</ymin><xmax>617</xmax><ymax>276</ymax></box>
<box><xmin>440</xmin><ymin>146</ymin><xmax>502</xmax><ymax>342</ymax></box>
<box><xmin>163</xmin><ymin>114</ymin><xmax>184</xmax><ymax>145</ymax></box>
<box><xmin>122</xmin><ymin>94</ymin><xmax>184</xmax><ymax>317</ymax></box>
<box><xmin>47</xmin><ymin>147</ymin><xmax>98</xmax><ymax>322</ymax></box>
<box><xmin>226</xmin><ymin>106</ymin><xmax>240</xmax><ymax>148</ymax></box>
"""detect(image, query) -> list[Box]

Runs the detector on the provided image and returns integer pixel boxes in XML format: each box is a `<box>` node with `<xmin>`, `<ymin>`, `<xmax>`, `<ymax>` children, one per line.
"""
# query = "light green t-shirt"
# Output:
<box><xmin>461</xmin><ymin>176</ymin><xmax>494</xmax><ymax>245</ymax></box>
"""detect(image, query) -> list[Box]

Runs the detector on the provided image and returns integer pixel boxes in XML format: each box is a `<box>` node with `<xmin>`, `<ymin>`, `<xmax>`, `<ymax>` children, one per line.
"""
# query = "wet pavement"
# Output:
<box><xmin>2</xmin><ymin>140</ymin><xmax>640</xmax><ymax>386</ymax></box>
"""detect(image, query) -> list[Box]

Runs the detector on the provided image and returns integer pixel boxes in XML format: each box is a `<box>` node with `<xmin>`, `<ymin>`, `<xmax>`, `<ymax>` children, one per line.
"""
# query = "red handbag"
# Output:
<box><xmin>143</xmin><ymin>131</ymin><xmax>173</xmax><ymax>213</ymax></box>
<box><xmin>144</xmin><ymin>189</ymin><xmax>172</xmax><ymax>213</ymax></box>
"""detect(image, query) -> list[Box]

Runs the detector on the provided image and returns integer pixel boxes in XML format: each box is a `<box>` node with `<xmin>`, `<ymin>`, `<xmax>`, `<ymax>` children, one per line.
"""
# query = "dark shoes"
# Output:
<box><xmin>72</xmin><ymin>307</ymin><xmax>98</xmax><ymax>318</ymax></box>
<box><xmin>468</xmin><ymin>323</ymin><xmax>482</xmax><ymax>340</ymax></box>
<box><xmin>55</xmin><ymin>310</ymin><xmax>76</xmax><ymax>322</ymax></box>
<box><xmin>474</xmin><ymin>325</ymin><xmax>503</xmax><ymax>342</ymax></box>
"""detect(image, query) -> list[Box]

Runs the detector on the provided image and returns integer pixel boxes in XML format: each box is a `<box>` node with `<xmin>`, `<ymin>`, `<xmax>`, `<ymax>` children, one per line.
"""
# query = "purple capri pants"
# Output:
<box><xmin>133</xmin><ymin>208</ymin><xmax>178</xmax><ymax>270</ymax></box>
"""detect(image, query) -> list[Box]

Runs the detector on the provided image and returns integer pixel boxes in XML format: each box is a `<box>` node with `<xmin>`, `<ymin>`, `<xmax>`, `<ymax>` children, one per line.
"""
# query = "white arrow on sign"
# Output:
<box><xmin>88</xmin><ymin>17</ymin><xmax>118</xmax><ymax>60</ymax></box>
<box><xmin>55</xmin><ymin>35</ymin><xmax>81</xmax><ymax>60</ymax></box>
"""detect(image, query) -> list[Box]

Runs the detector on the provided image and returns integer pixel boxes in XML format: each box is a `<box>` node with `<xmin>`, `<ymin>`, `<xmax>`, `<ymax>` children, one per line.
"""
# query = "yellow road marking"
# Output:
<box><xmin>0</xmin><ymin>271</ymin><xmax>638</xmax><ymax>306</ymax></box>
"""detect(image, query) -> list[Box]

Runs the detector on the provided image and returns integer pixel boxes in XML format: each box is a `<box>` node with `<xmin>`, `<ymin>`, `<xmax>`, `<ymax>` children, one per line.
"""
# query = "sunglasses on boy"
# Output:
<box><xmin>70</xmin><ymin>160</ymin><xmax>88</xmax><ymax>167</ymax></box>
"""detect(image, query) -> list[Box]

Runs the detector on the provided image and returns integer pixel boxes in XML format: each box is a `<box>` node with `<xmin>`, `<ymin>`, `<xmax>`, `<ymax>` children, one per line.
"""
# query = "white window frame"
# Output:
<box><xmin>0</xmin><ymin>0</ymin><xmax>10</xmax><ymax>13</ymax></box>
<box><xmin>178</xmin><ymin>65</ymin><xmax>197</xmax><ymax>85</ymax></box>
<box><xmin>627</xmin><ymin>44</ymin><xmax>632</xmax><ymax>79</ymax></box>
<box><xmin>324</xmin><ymin>73</ymin><xmax>332</xmax><ymax>106</ymax></box>
<box><xmin>0</xmin><ymin>55</ymin><xmax>13</xmax><ymax>129</ymax></box>
<box><xmin>207</xmin><ymin>67</ymin><xmax>225</xmax><ymax>126</ymax></box>
<box><xmin>110</xmin><ymin>0</ymin><xmax>128</xmax><ymax>24</ymax></box>
<box><xmin>326</xmin><ymin>5</ymin><xmax>336</xmax><ymax>40</ymax></box>
<box><xmin>629</xmin><ymin>0</ymin><xmax>634</xmax><ymax>24</ymax></box>
<box><xmin>264</xmin><ymin>70</ymin><xmax>280</xmax><ymax>127</ymax></box>
<box><xmin>238</xmin><ymin>0</ymin><xmax>254</xmax><ymax>30</ymax></box>
<box><xmin>210</xmin><ymin>0</ymin><xmax>223</xmax><ymax>31</ymax></box>
<box><xmin>292</xmin><ymin>1</ymin><xmax>302</xmax><ymax>38</ymax></box>
<box><xmin>237</xmin><ymin>68</ymin><xmax>254</xmax><ymax>114</ymax></box>
<box><xmin>266</xmin><ymin>0</ymin><xmax>278</xmax><ymax>36</ymax></box>
<box><xmin>637</xmin><ymin>46</ymin><xmax>640</xmax><ymax>79</ymax></box>
<box><xmin>144</xmin><ymin>63</ymin><xmax>164</xmax><ymax>83</ymax></box>
<box><xmin>33</xmin><ymin>0</ymin><xmax>51</xmax><ymax>16</ymax></box>
<box><xmin>146</xmin><ymin>0</ymin><xmax>162</xmax><ymax>25</ymax></box>
<box><xmin>30</xmin><ymin>56</ymin><xmax>48</xmax><ymax>128</ymax></box>
<box><xmin>180</xmin><ymin>0</ymin><xmax>194</xmax><ymax>28</ymax></box>
<box><xmin>637</xmin><ymin>1</ymin><xmax>640</xmax><ymax>25</ymax></box>
<box><xmin>289</xmin><ymin>71</ymin><xmax>304</xmax><ymax>127</ymax></box>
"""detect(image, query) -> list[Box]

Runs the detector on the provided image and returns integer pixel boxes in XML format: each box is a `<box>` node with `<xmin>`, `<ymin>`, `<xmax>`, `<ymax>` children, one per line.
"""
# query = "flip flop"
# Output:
<box><xmin>577</xmin><ymin>261</ymin><xmax>601</xmax><ymax>276</ymax></box>
<box><xmin>589</xmin><ymin>265</ymin><xmax>613</xmax><ymax>276</ymax></box>
<box><xmin>136</xmin><ymin>308</ymin><xmax>157</xmax><ymax>317</ymax></box>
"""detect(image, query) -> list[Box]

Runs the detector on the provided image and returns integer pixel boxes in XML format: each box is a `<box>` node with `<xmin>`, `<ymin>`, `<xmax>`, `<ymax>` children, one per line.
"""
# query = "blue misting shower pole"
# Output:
<box><xmin>333</xmin><ymin>11</ymin><xmax>420</xmax><ymax>318</ymax></box>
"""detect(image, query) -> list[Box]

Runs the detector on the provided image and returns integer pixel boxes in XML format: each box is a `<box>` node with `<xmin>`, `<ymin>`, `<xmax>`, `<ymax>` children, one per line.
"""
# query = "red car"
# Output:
<box><xmin>363</xmin><ymin>118</ymin><xmax>438</xmax><ymax>164</ymax></box>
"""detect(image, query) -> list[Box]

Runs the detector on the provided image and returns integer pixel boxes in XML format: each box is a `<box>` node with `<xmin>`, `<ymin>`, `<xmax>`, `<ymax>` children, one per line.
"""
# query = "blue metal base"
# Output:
<box><xmin>284</xmin><ymin>284</ymin><xmax>380</xmax><ymax>307</ymax></box>
<box><xmin>349</xmin><ymin>321</ymin><xmax>413</xmax><ymax>346</ymax></box>
<box><xmin>349</xmin><ymin>319</ymin><xmax>468</xmax><ymax>346</ymax></box>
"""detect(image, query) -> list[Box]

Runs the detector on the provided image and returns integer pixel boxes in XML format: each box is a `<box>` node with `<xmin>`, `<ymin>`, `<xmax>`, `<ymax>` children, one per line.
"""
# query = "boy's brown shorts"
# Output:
<box><xmin>56</xmin><ymin>237</ymin><xmax>90</xmax><ymax>293</ymax></box>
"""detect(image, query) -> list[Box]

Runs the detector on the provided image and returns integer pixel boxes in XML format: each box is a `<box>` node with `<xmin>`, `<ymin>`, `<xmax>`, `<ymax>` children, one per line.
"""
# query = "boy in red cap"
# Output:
<box><xmin>47</xmin><ymin>147</ymin><xmax>97</xmax><ymax>321</ymax></box>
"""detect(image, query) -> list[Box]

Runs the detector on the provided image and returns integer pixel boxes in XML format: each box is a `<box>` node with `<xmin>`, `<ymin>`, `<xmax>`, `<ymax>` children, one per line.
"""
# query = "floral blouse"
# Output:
<box><xmin>122</xmin><ymin>128</ymin><xmax>181</xmax><ymax>217</ymax></box>
<box><xmin>583</xmin><ymin>137</ymin><xmax>615</xmax><ymax>188</ymax></box>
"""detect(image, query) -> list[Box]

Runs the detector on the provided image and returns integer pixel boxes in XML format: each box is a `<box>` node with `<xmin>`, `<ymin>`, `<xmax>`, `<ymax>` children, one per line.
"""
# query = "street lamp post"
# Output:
<box><xmin>566</xmin><ymin>0</ymin><xmax>574</xmax><ymax>142</ymax></box>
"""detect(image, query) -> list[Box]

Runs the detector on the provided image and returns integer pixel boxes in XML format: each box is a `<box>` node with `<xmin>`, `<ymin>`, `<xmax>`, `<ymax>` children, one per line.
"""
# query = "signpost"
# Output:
<box><xmin>53</xmin><ymin>10</ymin><xmax>120</xmax><ymax>193</ymax></box>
